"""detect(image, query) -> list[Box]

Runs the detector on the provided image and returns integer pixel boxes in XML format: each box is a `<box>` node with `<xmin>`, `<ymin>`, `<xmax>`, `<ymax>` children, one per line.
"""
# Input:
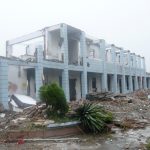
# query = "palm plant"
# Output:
<box><xmin>76</xmin><ymin>103</ymin><xmax>113</xmax><ymax>133</ymax></box>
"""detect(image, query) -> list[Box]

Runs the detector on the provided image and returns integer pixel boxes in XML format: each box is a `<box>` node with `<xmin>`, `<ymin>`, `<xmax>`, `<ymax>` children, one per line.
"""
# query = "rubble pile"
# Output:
<box><xmin>86</xmin><ymin>91</ymin><xmax>127</xmax><ymax>101</ymax></box>
<box><xmin>23</xmin><ymin>103</ymin><xmax>47</xmax><ymax>119</ymax></box>
<box><xmin>0</xmin><ymin>103</ymin><xmax>51</xmax><ymax>133</ymax></box>
<box><xmin>0</xmin><ymin>90</ymin><xmax>150</xmax><ymax>139</ymax></box>
<box><xmin>129</xmin><ymin>89</ymin><xmax>150</xmax><ymax>100</ymax></box>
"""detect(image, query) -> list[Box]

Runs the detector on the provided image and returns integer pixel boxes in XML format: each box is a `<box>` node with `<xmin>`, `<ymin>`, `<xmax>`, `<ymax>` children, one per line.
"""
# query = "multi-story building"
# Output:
<box><xmin>0</xmin><ymin>23</ymin><xmax>150</xmax><ymax>108</ymax></box>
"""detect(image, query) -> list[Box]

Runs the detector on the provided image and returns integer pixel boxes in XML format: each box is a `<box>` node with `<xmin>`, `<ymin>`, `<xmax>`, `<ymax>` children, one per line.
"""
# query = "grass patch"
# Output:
<box><xmin>48</xmin><ymin>115</ymin><xmax>78</xmax><ymax>123</ymax></box>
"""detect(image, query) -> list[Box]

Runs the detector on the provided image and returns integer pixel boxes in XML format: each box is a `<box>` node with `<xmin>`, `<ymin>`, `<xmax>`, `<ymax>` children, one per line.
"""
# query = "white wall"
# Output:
<box><xmin>47</xmin><ymin>30</ymin><xmax>61</xmax><ymax>59</ymax></box>
<box><xmin>68</xmin><ymin>39</ymin><xmax>79</xmax><ymax>64</ymax></box>
<box><xmin>8</xmin><ymin>65</ymin><xmax>27</xmax><ymax>95</ymax></box>
<box><xmin>44</xmin><ymin>69</ymin><xmax>61</xmax><ymax>85</ymax></box>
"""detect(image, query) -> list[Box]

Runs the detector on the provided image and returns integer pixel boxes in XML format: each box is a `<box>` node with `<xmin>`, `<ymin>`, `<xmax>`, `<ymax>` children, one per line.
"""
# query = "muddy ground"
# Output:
<box><xmin>0</xmin><ymin>126</ymin><xmax>150</xmax><ymax>150</ymax></box>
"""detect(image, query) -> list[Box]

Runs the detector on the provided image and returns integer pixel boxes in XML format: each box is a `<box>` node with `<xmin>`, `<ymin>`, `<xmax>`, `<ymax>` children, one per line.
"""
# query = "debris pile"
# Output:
<box><xmin>23</xmin><ymin>103</ymin><xmax>47</xmax><ymax>119</ymax></box>
<box><xmin>8</xmin><ymin>94</ymin><xmax>36</xmax><ymax>112</ymax></box>
<box><xmin>0</xmin><ymin>90</ymin><xmax>150</xmax><ymax>142</ymax></box>
<box><xmin>86</xmin><ymin>91</ymin><xmax>126</xmax><ymax>101</ymax></box>
<box><xmin>0</xmin><ymin>103</ymin><xmax>50</xmax><ymax>133</ymax></box>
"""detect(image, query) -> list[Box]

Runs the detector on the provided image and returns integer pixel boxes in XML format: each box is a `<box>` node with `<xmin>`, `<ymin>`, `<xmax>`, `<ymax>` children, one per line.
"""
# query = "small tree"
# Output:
<box><xmin>39</xmin><ymin>83</ymin><xmax>68</xmax><ymax>117</ymax></box>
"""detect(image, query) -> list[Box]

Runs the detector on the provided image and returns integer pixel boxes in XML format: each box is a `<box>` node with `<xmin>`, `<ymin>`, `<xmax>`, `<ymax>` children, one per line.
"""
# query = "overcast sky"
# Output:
<box><xmin>0</xmin><ymin>0</ymin><xmax>150</xmax><ymax>71</ymax></box>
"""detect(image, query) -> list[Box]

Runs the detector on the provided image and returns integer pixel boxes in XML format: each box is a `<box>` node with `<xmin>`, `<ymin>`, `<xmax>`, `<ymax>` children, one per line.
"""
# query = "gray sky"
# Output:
<box><xmin>0</xmin><ymin>0</ymin><xmax>150</xmax><ymax>71</ymax></box>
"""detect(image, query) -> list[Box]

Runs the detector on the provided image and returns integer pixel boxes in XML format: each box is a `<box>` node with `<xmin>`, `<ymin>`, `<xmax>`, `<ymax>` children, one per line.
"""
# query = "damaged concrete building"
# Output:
<box><xmin>0</xmin><ymin>23</ymin><xmax>150</xmax><ymax>108</ymax></box>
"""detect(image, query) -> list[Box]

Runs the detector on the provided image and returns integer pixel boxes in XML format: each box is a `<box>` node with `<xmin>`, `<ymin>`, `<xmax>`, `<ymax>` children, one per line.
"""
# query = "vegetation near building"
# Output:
<box><xmin>39</xmin><ymin>83</ymin><xmax>69</xmax><ymax>117</ymax></box>
<box><xmin>76</xmin><ymin>103</ymin><xmax>113</xmax><ymax>133</ymax></box>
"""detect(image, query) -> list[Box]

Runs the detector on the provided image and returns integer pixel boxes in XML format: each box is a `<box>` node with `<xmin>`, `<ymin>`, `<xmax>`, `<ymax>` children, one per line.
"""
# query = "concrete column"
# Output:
<box><xmin>6</xmin><ymin>41</ymin><xmax>13</xmax><ymax>57</ymax></box>
<box><xmin>0</xmin><ymin>59</ymin><xmax>8</xmax><ymax>109</ymax></box>
<box><xmin>62</xmin><ymin>69</ymin><xmax>69</xmax><ymax>101</ymax></box>
<box><xmin>112</xmin><ymin>74</ymin><xmax>117</xmax><ymax>93</ymax></box>
<box><xmin>135</xmin><ymin>76</ymin><xmax>138</xmax><ymax>90</ymax></box>
<box><xmin>132</xmin><ymin>53</ymin><xmax>137</xmax><ymax>68</ymax></box>
<box><xmin>142</xmin><ymin>57</ymin><xmax>146</xmax><ymax>70</ymax></box>
<box><xmin>35</xmin><ymin>65</ymin><xmax>43</xmax><ymax>100</ymax></box>
<box><xmin>43</xmin><ymin>28</ymin><xmax>48</xmax><ymax>58</ymax></box>
<box><xmin>111</xmin><ymin>45</ymin><xmax>117</xmax><ymax>93</ymax></box>
<box><xmin>127</xmin><ymin>51</ymin><xmax>133</xmax><ymax>92</ymax></box>
<box><xmin>35</xmin><ymin>45</ymin><xmax>43</xmax><ymax>101</ymax></box>
<box><xmin>80</xmin><ymin>31</ymin><xmax>87</xmax><ymax>97</ymax></box>
<box><xmin>120</xmin><ymin>48</ymin><xmax>126</xmax><ymax>93</ymax></box>
<box><xmin>60</xmin><ymin>23</ymin><xmax>68</xmax><ymax>65</ymax></box>
<box><xmin>81</xmin><ymin>71</ymin><xmax>87</xmax><ymax>98</ymax></box>
<box><xmin>100</xmin><ymin>39</ymin><xmax>107</xmax><ymax>91</ymax></box>
<box><xmin>101</xmin><ymin>73</ymin><xmax>107</xmax><ymax>92</ymax></box>
<box><xmin>142</xmin><ymin>57</ymin><xmax>147</xmax><ymax>89</ymax></box>
<box><xmin>144</xmin><ymin>77</ymin><xmax>147</xmax><ymax>89</ymax></box>
<box><xmin>129</xmin><ymin>75</ymin><xmax>133</xmax><ymax>92</ymax></box>
<box><xmin>139</xmin><ymin>76</ymin><xmax>142</xmax><ymax>89</ymax></box>
<box><xmin>138</xmin><ymin>55</ymin><xmax>141</xmax><ymax>69</ymax></box>
<box><xmin>127</xmin><ymin>51</ymin><xmax>131</xmax><ymax>67</ymax></box>
<box><xmin>122</xmin><ymin>75</ymin><xmax>126</xmax><ymax>93</ymax></box>
<box><xmin>60</xmin><ymin>24</ymin><xmax>70</xmax><ymax>101</ymax></box>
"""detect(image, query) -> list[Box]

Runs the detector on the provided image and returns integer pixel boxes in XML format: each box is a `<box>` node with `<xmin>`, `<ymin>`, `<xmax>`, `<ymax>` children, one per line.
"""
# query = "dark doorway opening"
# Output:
<box><xmin>132</xmin><ymin>77</ymin><xmax>135</xmax><ymax>91</ymax></box>
<box><xmin>92</xmin><ymin>77</ymin><xmax>97</xmax><ymax>92</ymax></box>
<box><xmin>27</xmin><ymin>69</ymin><xmax>35</xmax><ymax>96</ymax></box>
<box><xmin>119</xmin><ymin>78</ymin><xmax>122</xmax><ymax>93</ymax></box>
<box><xmin>107</xmin><ymin>75</ymin><xmax>111</xmax><ymax>91</ymax></box>
<box><xmin>69</xmin><ymin>79</ymin><xmax>76</xmax><ymax>101</ymax></box>
<box><xmin>126</xmin><ymin>76</ymin><xmax>129</xmax><ymax>90</ymax></box>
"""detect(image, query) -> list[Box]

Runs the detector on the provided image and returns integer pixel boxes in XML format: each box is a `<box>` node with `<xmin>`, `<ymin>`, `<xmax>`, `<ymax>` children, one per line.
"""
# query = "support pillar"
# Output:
<box><xmin>112</xmin><ymin>74</ymin><xmax>117</xmax><ymax>93</ymax></box>
<box><xmin>62</xmin><ymin>69</ymin><xmax>69</xmax><ymax>101</ymax></box>
<box><xmin>6</xmin><ymin>41</ymin><xmax>13</xmax><ymax>57</ymax></box>
<box><xmin>120</xmin><ymin>48</ymin><xmax>126</xmax><ymax>93</ymax></box>
<box><xmin>111</xmin><ymin>45</ymin><xmax>117</xmax><ymax>93</ymax></box>
<box><xmin>100</xmin><ymin>39</ymin><xmax>107</xmax><ymax>92</ymax></box>
<box><xmin>81</xmin><ymin>71</ymin><xmax>87</xmax><ymax>98</ymax></box>
<box><xmin>135</xmin><ymin>76</ymin><xmax>138</xmax><ymax>90</ymax></box>
<box><xmin>35</xmin><ymin>45</ymin><xmax>43</xmax><ymax>101</ymax></box>
<box><xmin>60</xmin><ymin>24</ymin><xmax>70</xmax><ymax>101</ymax></box>
<box><xmin>101</xmin><ymin>73</ymin><xmax>107</xmax><ymax>92</ymax></box>
<box><xmin>80</xmin><ymin>31</ymin><xmax>87</xmax><ymax>98</ymax></box>
<box><xmin>144</xmin><ymin>77</ymin><xmax>147</xmax><ymax>89</ymax></box>
<box><xmin>0</xmin><ymin>59</ymin><xmax>8</xmax><ymax>109</ymax></box>
<box><xmin>122</xmin><ymin>75</ymin><xmax>126</xmax><ymax>94</ymax></box>
<box><xmin>129</xmin><ymin>75</ymin><xmax>133</xmax><ymax>92</ymax></box>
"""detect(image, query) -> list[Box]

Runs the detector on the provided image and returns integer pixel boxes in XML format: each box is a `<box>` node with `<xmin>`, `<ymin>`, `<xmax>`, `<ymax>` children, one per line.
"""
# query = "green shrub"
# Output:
<box><xmin>39</xmin><ymin>83</ymin><xmax>69</xmax><ymax>117</ymax></box>
<box><xmin>76</xmin><ymin>103</ymin><xmax>113</xmax><ymax>133</ymax></box>
<box><xmin>146</xmin><ymin>141</ymin><xmax>150</xmax><ymax>150</ymax></box>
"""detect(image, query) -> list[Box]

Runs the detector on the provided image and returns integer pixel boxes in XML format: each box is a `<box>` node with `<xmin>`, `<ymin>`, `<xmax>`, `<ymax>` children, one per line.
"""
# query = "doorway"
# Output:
<box><xmin>69</xmin><ymin>79</ymin><xmax>76</xmax><ymax>101</ymax></box>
